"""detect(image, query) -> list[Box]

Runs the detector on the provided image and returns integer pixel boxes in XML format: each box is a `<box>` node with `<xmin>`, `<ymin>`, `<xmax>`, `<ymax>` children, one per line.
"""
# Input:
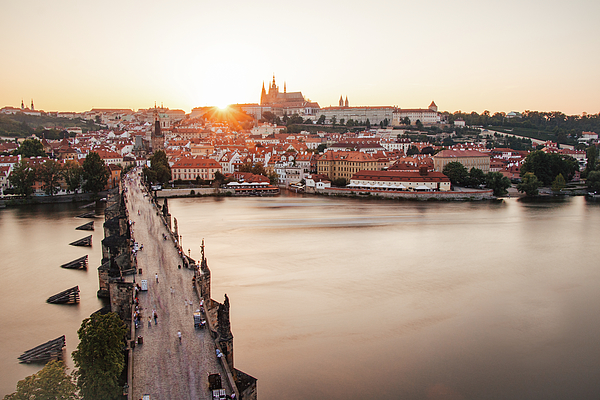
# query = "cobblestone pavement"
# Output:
<box><xmin>124</xmin><ymin>173</ymin><xmax>231</xmax><ymax>400</ymax></box>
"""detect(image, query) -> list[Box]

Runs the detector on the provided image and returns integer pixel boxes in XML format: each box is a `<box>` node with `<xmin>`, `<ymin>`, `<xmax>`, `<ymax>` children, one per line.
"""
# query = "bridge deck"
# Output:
<box><xmin>125</xmin><ymin>174</ymin><xmax>232</xmax><ymax>400</ymax></box>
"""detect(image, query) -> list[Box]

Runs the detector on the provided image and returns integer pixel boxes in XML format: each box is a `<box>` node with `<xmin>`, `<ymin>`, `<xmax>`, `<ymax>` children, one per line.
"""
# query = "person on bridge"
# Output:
<box><xmin>177</xmin><ymin>331</ymin><xmax>182</xmax><ymax>343</ymax></box>
<box><xmin>155</xmin><ymin>273</ymin><xmax>159</xmax><ymax>283</ymax></box>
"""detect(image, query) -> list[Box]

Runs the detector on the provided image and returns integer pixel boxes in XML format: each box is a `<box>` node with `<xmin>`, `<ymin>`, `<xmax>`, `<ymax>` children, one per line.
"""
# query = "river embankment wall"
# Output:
<box><xmin>155</xmin><ymin>188</ymin><xmax>234</xmax><ymax>198</ymax></box>
<box><xmin>0</xmin><ymin>192</ymin><xmax>104</xmax><ymax>207</ymax></box>
<box><xmin>307</xmin><ymin>187</ymin><xmax>495</xmax><ymax>200</ymax></box>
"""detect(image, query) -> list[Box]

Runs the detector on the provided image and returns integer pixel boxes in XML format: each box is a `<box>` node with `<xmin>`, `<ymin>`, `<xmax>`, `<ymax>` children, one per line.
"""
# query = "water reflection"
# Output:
<box><xmin>170</xmin><ymin>194</ymin><xmax>600</xmax><ymax>400</ymax></box>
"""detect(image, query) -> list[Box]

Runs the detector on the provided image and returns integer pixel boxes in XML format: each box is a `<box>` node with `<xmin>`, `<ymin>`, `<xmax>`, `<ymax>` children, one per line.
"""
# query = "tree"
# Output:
<box><xmin>268</xmin><ymin>171</ymin><xmax>279</xmax><ymax>185</ymax></box>
<box><xmin>468</xmin><ymin>167</ymin><xmax>486</xmax><ymax>188</ymax></box>
<box><xmin>517</xmin><ymin>172</ymin><xmax>540</xmax><ymax>196</ymax></box>
<box><xmin>520</xmin><ymin>150</ymin><xmax>578</xmax><ymax>185</ymax></box>
<box><xmin>586</xmin><ymin>170</ymin><xmax>600</xmax><ymax>193</ymax></box>
<box><xmin>62</xmin><ymin>160</ymin><xmax>84</xmax><ymax>193</ymax></box>
<box><xmin>38</xmin><ymin>159</ymin><xmax>62</xmax><ymax>196</ymax></box>
<box><xmin>415</xmin><ymin>120</ymin><xmax>423</xmax><ymax>130</ymax></box>
<box><xmin>331</xmin><ymin>116</ymin><xmax>337</xmax><ymax>126</ymax></box>
<box><xmin>9</xmin><ymin>160</ymin><xmax>36</xmax><ymax>197</ymax></box>
<box><xmin>316</xmin><ymin>115</ymin><xmax>326</xmax><ymax>125</ymax></box>
<box><xmin>316</xmin><ymin>143</ymin><xmax>327</xmax><ymax>153</ymax></box>
<box><xmin>366</xmin><ymin>119</ymin><xmax>371</xmax><ymax>130</ymax></box>
<box><xmin>15</xmin><ymin>139</ymin><xmax>46</xmax><ymax>158</ymax></box>
<box><xmin>406</xmin><ymin>145</ymin><xmax>420</xmax><ymax>156</ymax></box>
<box><xmin>4</xmin><ymin>360</ymin><xmax>77</xmax><ymax>400</ymax></box>
<box><xmin>485</xmin><ymin>171</ymin><xmax>511</xmax><ymax>196</ymax></box>
<box><xmin>149</xmin><ymin>150</ymin><xmax>171</xmax><ymax>184</ymax></box>
<box><xmin>402</xmin><ymin>117</ymin><xmax>411</xmax><ymax>126</ymax></box>
<box><xmin>72</xmin><ymin>312</ymin><xmax>127</xmax><ymax>400</ymax></box>
<box><xmin>82</xmin><ymin>152</ymin><xmax>109</xmax><ymax>194</ymax></box>
<box><xmin>442</xmin><ymin>161</ymin><xmax>469</xmax><ymax>187</ymax></box>
<box><xmin>551</xmin><ymin>173</ymin><xmax>566</xmax><ymax>193</ymax></box>
<box><xmin>586</xmin><ymin>145</ymin><xmax>597</xmax><ymax>173</ymax></box>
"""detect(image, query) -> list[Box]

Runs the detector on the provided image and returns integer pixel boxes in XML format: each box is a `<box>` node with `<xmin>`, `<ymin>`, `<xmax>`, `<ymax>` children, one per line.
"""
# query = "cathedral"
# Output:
<box><xmin>258</xmin><ymin>76</ymin><xmax>320</xmax><ymax>118</ymax></box>
<box><xmin>260</xmin><ymin>75</ymin><xmax>305</xmax><ymax>106</ymax></box>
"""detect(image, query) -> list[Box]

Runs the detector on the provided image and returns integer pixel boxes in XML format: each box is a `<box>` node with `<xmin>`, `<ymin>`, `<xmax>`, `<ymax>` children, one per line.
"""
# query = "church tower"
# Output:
<box><xmin>21</xmin><ymin>99</ymin><xmax>24</xmax><ymax>110</ymax></box>
<box><xmin>151</xmin><ymin>106</ymin><xmax>164</xmax><ymax>153</ymax></box>
<box><xmin>260</xmin><ymin>82</ymin><xmax>267</xmax><ymax>105</ymax></box>
<box><xmin>339</xmin><ymin>95</ymin><xmax>344</xmax><ymax>107</ymax></box>
<box><xmin>31</xmin><ymin>99</ymin><xmax>35</xmax><ymax>111</ymax></box>
<box><xmin>345</xmin><ymin>96</ymin><xmax>349</xmax><ymax>107</ymax></box>
<box><xmin>429</xmin><ymin>101</ymin><xmax>438</xmax><ymax>112</ymax></box>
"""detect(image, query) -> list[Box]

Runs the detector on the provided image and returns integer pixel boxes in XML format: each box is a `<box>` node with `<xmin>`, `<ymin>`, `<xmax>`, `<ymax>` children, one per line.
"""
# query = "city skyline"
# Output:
<box><xmin>2</xmin><ymin>0</ymin><xmax>599</xmax><ymax>115</ymax></box>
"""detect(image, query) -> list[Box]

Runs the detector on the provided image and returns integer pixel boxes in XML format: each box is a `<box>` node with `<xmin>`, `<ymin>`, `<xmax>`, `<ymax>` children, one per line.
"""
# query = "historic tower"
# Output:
<box><xmin>151</xmin><ymin>107</ymin><xmax>164</xmax><ymax>153</ymax></box>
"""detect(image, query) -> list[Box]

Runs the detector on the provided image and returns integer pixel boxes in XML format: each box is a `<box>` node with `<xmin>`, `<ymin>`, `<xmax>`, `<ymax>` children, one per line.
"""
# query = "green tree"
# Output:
<box><xmin>406</xmin><ymin>145</ymin><xmax>420</xmax><ymax>156</ymax></box>
<box><xmin>586</xmin><ymin>170</ymin><xmax>600</xmax><ymax>193</ymax></box>
<box><xmin>331</xmin><ymin>116</ymin><xmax>337</xmax><ymax>126</ymax></box>
<box><xmin>415</xmin><ymin>120</ymin><xmax>423</xmax><ymax>130</ymax></box>
<box><xmin>3</xmin><ymin>360</ymin><xmax>77</xmax><ymax>400</ymax></box>
<box><xmin>15</xmin><ymin>139</ymin><xmax>46</xmax><ymax>158</ymax></box>
<box><xmin>268</xmin><ymin>171</ymin><xmax>279</xmax><ymax>185</ymax></box>
<box><xmin>468</xmin><ymin>167</ymin><xmax>486</xmax><ymax>188</ymax></box>
<box><xmin>366</xmin><ymin>119</ymin><xmax>371</xmax><ymax>130</ymax></box>
<box><xmin>38</xmin><ymin>159</ymin><xmax>62</xmax><ymax>196</ymax></box>
<box><xmin>520</xmin><ymin>150</ymin><xmax>578</xmax><ymax>185</ymax></box>
<box><xmin>402</xmin><ymin>117</ymin><xmax>411</xmax><ymax>125</ymax></box>
<box><xmin>316</xmin><ymin>115</ymin><xmax>326</xmax><ymax>125</ymax></box>
<box><xmin>585</xmin><ymin>145</ymin><xmax>597</xmax><ymax>173</ymax></box>
<box><xmin>485</xmin><ymin>171</ymin><xmax>511</xmax><ymax>196</ymax></box>
<box><xmin>72</xmin><ymin>312</ymin><xmax>126</xmax><ymax>400</ymax></box>
<box><xmin>62</xmin><ymin>160</ymin><xmax>84</xmax><ymax>193</ymax></box>
<box><xmin>82</xmin><ymin>152</ymin><xmax>109</xmax><ymax>194</ymax></box>
<box><xmin>551</xmin><ymin>173</ymin><xmax>566</xmax><ymax>193</ymax></box>
<box><xmin>316</xmin><ymin>143</ymin><xmax>327</xmax><ymax>153</ymax></box>
<box><xmin>9</xmin><ymin>160</ymin><xmax>36</xmax><ymax>197</ymax></box>
<box><xmin>442</xmin><ymin>161</ymin><xmax>469</xmax><ymax>187</ymax></box>
<box><xmin>517</xmin><ymin>172</ymin><xmax>540</xmax><ymax>196</ymax></box>
<box><xmin>149</xmin><ymin>150</ymin><xmax>171</xmax><ymax>184</ymax></box>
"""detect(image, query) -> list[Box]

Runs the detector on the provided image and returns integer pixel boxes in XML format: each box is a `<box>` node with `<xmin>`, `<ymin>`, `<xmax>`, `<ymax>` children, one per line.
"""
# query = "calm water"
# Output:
<box><xmin>1</xmin><ymin>195</ymin><xmax>600</xmax><ymax>399</ymax></box>
<box><xmin>0</xmin><ymin>203</ymin><xmax>105</xmax><ymax>397</ymax></box>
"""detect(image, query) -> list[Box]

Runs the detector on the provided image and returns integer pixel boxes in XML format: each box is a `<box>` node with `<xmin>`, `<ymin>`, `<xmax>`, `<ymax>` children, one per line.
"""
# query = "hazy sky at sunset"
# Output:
<box><xmin>1</xmin><ymin>0</ymin><xmax>599</xmax><ymax>114</ymax></box>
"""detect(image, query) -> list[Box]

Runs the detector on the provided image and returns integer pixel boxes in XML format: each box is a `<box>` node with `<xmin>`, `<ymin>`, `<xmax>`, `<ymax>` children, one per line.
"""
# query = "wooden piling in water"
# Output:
<box><xmin>47</xmin><ymin>286</ymin><xmax>80</xmax><ymax>304</ymax></box>
<box><xmin>75</xmin><ymin>221</ymin><xmax>94</xmax><ymax>231</ymax></box>
<box><xmin>60</xmin><ymin>255</ymin><xmax>88</xmax><ymax>270</ymax></box>
<box><xmin>69</xmin><ymin>235</ymin><xmax>92</xmax><ymax>247</ymax></box>
<box><xmin>18</xmin><ymin>336</ymin><xmax>66</xmax><ymax>364</ymax></box>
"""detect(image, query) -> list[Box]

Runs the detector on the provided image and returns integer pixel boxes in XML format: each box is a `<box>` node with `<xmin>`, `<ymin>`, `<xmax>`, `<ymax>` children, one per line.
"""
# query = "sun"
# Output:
<box><xmin>215</xmin><ymin>104</ymin><xmax>230</xmax><ymax>111</ymax></box>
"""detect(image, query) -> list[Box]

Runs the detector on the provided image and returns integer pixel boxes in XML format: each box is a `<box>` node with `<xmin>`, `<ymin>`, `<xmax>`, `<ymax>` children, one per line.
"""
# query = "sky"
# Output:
<box><xmin>1</xmin><ymin>0</ymin><xmax>599</xmax><ymax>115</ymax></box>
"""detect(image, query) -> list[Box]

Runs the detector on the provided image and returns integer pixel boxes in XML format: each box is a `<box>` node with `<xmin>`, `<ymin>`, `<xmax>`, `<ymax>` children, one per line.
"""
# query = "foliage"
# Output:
<box><xmin>82</xmin><ymin>152</ymin><xmax>109</xmax><ymax>194</ymax></box>
<box><xmin>316</xmin><ymin>143</ymin><xmax>327</xmax><ymax>153</ymax></box>
<box><xmin>442</xmin><ymin>161</ymin><xmax>469</xmax><ymax>187</ymax></box>
<box><xmin>8</xmin><ymin>160</ymin><xmax>36</xmax><ymax>197</ymax></box>
<box><xmin>3</xmin><ymin>360</ymin><xmax>77</xmax><ymax>400</ymax></box>
<box><xmin>268</xmin><ymin>171</ymin><xmax>279</xmax><ymax>185</ymax></box>
<box><xmin>147</xmin><ymin>150</ymin><xmax>171</xmax><ymax>184</ymax></box>
<box><xmin>586</xmin><ymin>171</ymin><xmax>600</xmax><ymax>193</ymax></box>
<box><xmin>15</xmin><ymin>139</ymin><xmax>46</xmax><ymax>158</ymax></box>
<box><xmin>520</xmin><ymin>150</ymin><xmax>578</xmax><ymax>185</ymax></box>
<box><xmin>239</xmin><ymin>162</ymin><xmax>267</xmax><ymax>177</ymax></box>
<box><xmin>316</xmin><ymin>115</ymin><xmax>326</xmax><ymax>125</ymax></box>
<box><xmin>585</xmin><ymin>145</ymin><xmax>597</xmax><ymax>173</ymax></box>
<box><xmin>517</xmin><ymin>172</ymin><xmax>540</xmax><ymax>196</ymax></box>
<box><xmin>406</xmin><ymin>145</ymin><xmax>419</xmax><ymax>156</ymax></box>
<box><xmin>38</xmin><ymin>159</ymin><xmax>62</xmax><ymax>196</ymax></box>
<box><xmin>485</xmin><ymin>171</ymin><xmax>511</xmax><ymax>196</ymax></box>
<box><xmin>551</xmin><ymin>173</ymin><xmax>566</xmax><ymax>193</ymax></box>
<box><xmin>62</xmin><ymin>161</ymin><xmax>84</xmax><ymax>193</ymax></box>
<box><xmin>467</xmin><ymin>168</ymin><xmax>486</xmax><ymax>188</ymax></box>
<box><xmin>72</xmin><ymin>312</ymin><xmax>126</xmax><ymax>400</ymax></box>
<box><xmin>332</xmin><ymin>178</ymin><xmax>347</xmax><ymax>187</ymax></box>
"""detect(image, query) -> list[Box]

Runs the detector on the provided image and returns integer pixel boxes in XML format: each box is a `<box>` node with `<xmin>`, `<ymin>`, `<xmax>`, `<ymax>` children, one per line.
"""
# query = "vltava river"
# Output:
<box><xmin>1</xmin><ymin>195</ymin><xmax>599</xmax><ymax>399</ymax></box>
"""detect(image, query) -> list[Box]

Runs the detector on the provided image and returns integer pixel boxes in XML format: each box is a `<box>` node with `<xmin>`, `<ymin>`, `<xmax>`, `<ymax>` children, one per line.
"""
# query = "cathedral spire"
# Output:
<box><xmin>345</xmin><ymin>96</ymin><xmax>349</xmax><ymax>107</ymax></box>
<box><xmin>339</xmin><ymin>95</ymin><xmax>343</xmax><ymax>107</ymax></box>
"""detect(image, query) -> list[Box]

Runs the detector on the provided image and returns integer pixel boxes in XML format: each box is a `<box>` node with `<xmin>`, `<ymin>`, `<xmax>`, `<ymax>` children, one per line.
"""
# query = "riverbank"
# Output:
<box><xmin>0</xmin><ymin>192</ymin><xmax>107</xmax><ymax>208</ymax></box>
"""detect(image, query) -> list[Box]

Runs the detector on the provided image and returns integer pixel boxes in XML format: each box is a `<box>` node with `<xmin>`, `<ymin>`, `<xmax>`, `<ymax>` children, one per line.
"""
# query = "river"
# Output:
<box><xmin>1</xmin><ymin>195</ymin><xmax>600</xmax><ymax>399</ymax></box>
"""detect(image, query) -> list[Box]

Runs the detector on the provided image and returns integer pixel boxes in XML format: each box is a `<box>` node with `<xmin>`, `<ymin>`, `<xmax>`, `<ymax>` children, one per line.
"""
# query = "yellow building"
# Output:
<box><xmin>316</xmin><ymin>151</ymin><xmax>381</xmax><ymax>181</ymax></box>
<box><xmin>433</xmin><ymin>149</ymin><xmax>490</xmax><ymax>173</ymax></box>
